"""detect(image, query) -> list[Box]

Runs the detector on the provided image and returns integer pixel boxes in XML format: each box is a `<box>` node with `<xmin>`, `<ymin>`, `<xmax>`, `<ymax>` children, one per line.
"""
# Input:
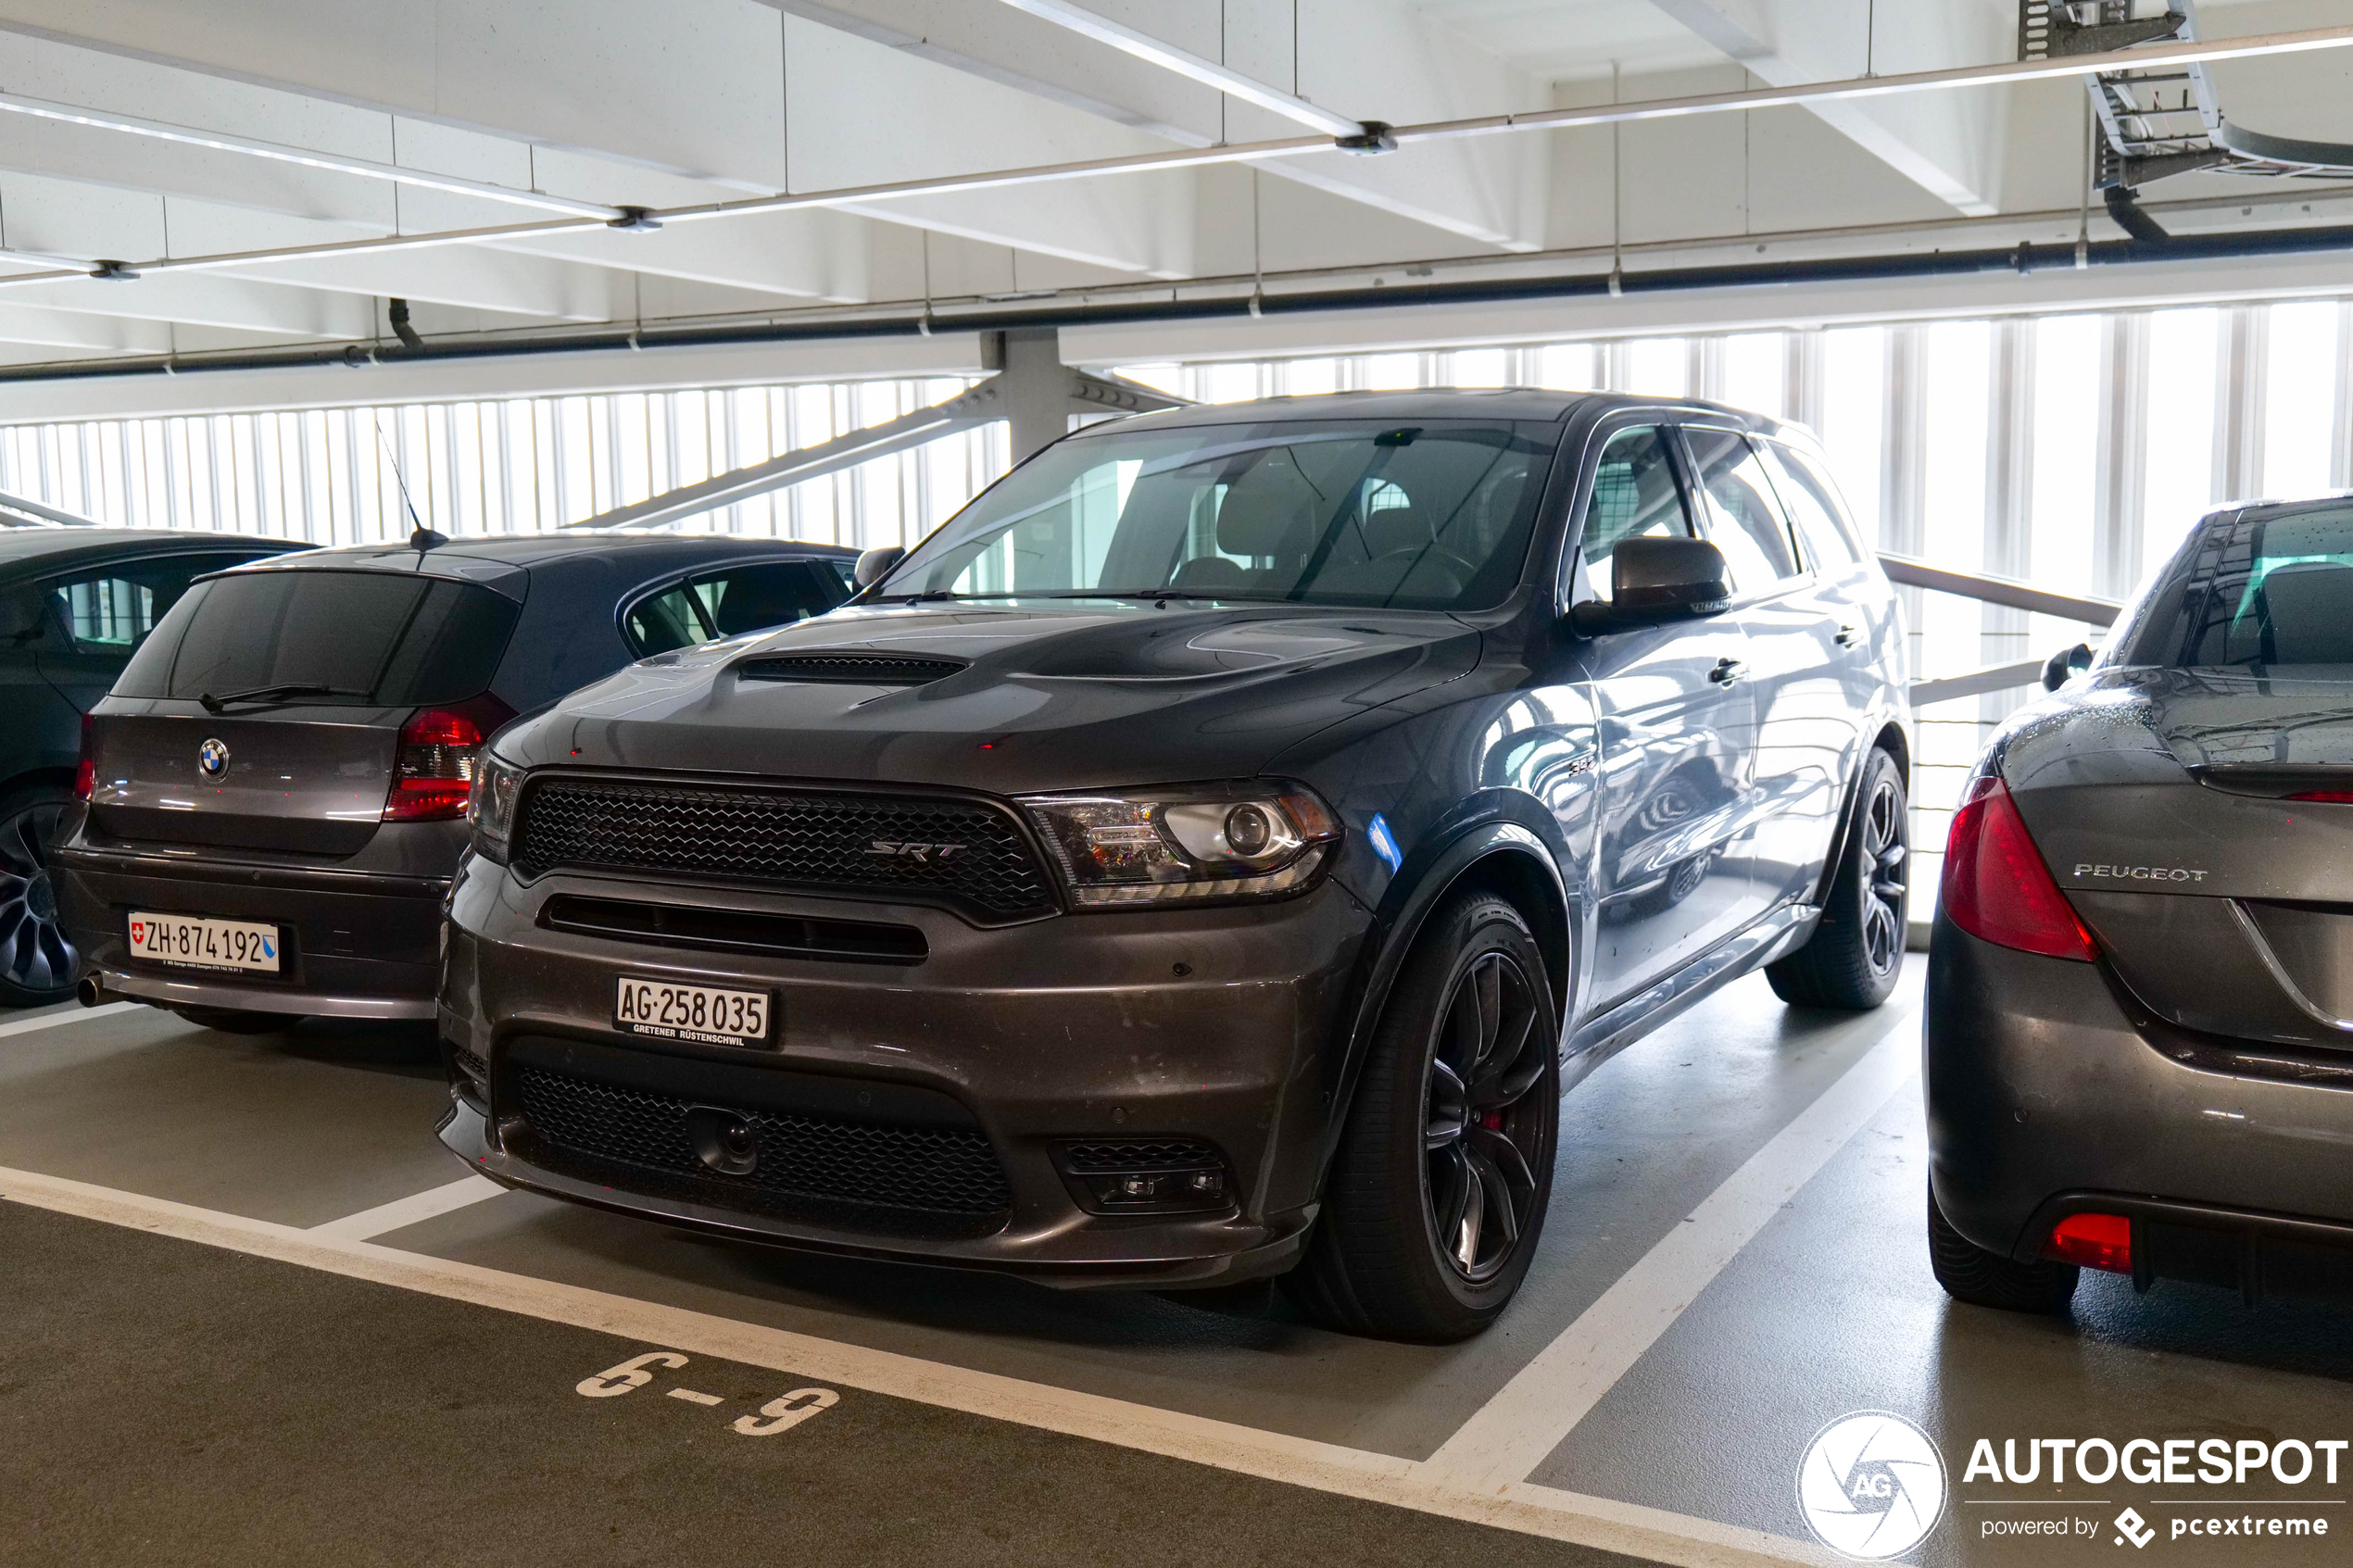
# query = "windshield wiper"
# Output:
<box><xmin>196</xmin><ymin>683</ymin><xmax>370</xmax><ymax>713</ymax></box>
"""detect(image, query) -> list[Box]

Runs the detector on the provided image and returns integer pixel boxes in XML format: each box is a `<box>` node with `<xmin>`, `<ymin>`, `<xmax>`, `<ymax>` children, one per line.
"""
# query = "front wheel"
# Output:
<box><xmin>1766</xmin><ymin>746</ymin><xmax>1907</xmax><ymax>1010</ymax></box>
<box><xmin>1282</xmin><ymin>893</ymin><xmax>1559</xmax><ymax>1341</ymax></box>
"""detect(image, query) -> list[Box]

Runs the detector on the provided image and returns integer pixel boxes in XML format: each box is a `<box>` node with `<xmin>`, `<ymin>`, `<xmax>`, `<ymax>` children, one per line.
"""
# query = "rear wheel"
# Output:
<box><xmin>0</xmin><ymin>784</ymin><xmax>78</xmax><ymax>1008</ymax></box>
<box><xmin>1767</xmin><ymin>746</ymin><xmax>1906</xmax><ymax>1010</ymax></box>
<box><xmin>1282</xmin><ymin>893</ymin><xmax>1559</xmax><ymax>1341</ymax></box>
<box><xmin>1928</xmin><ymin>1185</ymin><xmax>2078</xmax><ymax>1313</ymax></box>
<box><xmin>170</xmin><ymin>1006</ymin><xmax>299</xmax><ymax>1035</ymax></box>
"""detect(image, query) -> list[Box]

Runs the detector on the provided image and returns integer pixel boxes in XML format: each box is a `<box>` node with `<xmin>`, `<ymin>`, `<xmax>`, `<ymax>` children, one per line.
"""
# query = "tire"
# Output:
<box><xmin>1766</xmin><ymin>746</ymin><xmax>1907</xmax><ymax>1010</ymax></box>
<box><xmin>1281</xmin><ymin>893</ymin><xmax>1559</xmax><ymax>1341</ymax></box>
<box><xmin>1928</xmin><ymin>1184</ymin><xmax>2079</xmax><ymax>1313</ymax></box>
<box><xmin>0</xmin><ymin>783</ymin><xmax>80</xmax><ymax>1009</ymax></box>
<box><xmin>170</xmin><ymin>1006</ymin><xmax>300</xmax><ymax>1035</ymax></box>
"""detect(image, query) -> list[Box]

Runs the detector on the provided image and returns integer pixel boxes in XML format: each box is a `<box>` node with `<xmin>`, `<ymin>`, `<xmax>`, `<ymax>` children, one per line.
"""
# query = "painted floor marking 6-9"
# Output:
<box><xmin>577</xmin><ymin>1348</ymin><xmax>839</xmax><ymax>1436</ymax></box>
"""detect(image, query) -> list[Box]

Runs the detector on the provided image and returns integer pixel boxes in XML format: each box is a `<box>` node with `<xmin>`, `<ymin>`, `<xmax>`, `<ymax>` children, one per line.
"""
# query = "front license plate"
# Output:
<box><xmin>128</xmin><ymin>911</ymin><xmax>283</xmax><ymax>972</ymax></box>
<box><xmin>613</xmin><ymin>977</ymin><xmax>773</xmax><ymax>1047</ymax></box>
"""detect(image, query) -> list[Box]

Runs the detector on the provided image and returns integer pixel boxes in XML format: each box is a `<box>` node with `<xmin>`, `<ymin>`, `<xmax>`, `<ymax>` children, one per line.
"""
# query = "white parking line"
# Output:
<box><xmin>1427</xmin><ymin>1019</ymin><xmax>1919</xmax><ymax>1490</ymax></box>
<box><xmin>0</xmin><ymin>1164</ymin><xmax>1843</xmax><ymax>1568</ymax></box>
<box><xmin>0</xmin><ymin>1002</ymin><xmax>141</xmax><ymax>1041</ymax></box>
<box><xmin>307</xmin><ymin>1175</ymin><xmax>507</xmax><ymax>1240</ymax></box>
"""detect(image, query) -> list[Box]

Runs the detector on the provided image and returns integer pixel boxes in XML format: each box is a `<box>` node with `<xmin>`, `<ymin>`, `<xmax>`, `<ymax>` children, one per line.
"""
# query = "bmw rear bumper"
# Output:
<box><xmin>1926</xmin><ymin>912</ymin><xmax>2353</xmax><ymax>1297</ymax></box>
<box><xmin>54</xmin><ymin>840</ymin><xmax>446</xmax><ymax>1018</ymax></box>
<box><xmin>436</xmin><ymin>858</ymin><xmax>1371</xmax><ymax>1286</ymax></box>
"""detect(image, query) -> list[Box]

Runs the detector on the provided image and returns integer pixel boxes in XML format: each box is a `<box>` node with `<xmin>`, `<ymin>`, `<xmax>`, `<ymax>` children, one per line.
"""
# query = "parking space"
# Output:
<box><xmin>6</xmin><ymin>961</ymin><xmax>2344</xmax><ymax>1566</ymax></box>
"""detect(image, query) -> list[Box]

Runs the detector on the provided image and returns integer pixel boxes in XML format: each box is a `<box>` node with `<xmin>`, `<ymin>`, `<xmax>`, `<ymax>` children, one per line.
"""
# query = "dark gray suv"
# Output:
<box><xmin>56</xmin><ymin>533</ymin><xmax>855</xmax><ymax>1032</ymax></box>
<box><xmin>1930</xmin><ymin>495</ymin><xmax>2353</xmax><ymax>1314</ymax></box>
<box><xmin>438</xmin><ymin>392</ymin><xmax>1911</xmax><ymax>1339</ymax></box>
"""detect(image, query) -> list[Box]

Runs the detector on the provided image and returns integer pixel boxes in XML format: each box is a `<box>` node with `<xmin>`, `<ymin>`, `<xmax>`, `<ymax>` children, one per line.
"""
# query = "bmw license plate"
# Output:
<box><xmin>128</xmin><ymin>911</ymin><xmax>282</xmax><ymax>972</ymax></box>
<box><xmin>613</xmin><ymin>977</ymin><xmax>773</xmax><ymax>1047</ymax></box>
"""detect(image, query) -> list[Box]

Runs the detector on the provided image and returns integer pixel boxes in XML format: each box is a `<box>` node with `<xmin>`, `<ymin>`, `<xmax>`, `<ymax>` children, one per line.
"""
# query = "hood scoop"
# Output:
<box><xmin>736</xmin><ymin>652</ymin><xmax>967</xmax><ymax>686</ymax></box>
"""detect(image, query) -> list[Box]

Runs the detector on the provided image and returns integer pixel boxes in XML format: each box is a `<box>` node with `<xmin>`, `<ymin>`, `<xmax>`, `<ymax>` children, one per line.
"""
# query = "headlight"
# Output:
<box><xmin>1019</xmin><ymin>784</ymin><xmax>1340</xmax><ymax>909</ymax></box>
<box><xmin>469</xmin><ymin>753</ymin><xmax>524</xmax><ymax>861</ymax></box>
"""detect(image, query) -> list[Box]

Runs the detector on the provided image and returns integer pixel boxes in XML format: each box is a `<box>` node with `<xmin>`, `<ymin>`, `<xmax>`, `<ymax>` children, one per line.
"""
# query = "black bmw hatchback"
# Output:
<box><xmin>56</xmin><ymin>532</ymin><xmax>855</xmax><ymax>1032</ymax></box>
<box><xmin>439</xmin><ymin>391</ymin><xmax>1911</xmax><ymax>1339</ymax></box>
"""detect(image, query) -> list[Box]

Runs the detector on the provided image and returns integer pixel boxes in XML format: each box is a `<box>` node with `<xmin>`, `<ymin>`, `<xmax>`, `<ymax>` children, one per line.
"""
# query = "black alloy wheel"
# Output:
<box><xmin>0</xmin><ymin>784</ymin><xmax>78</xmax><ymax>1008</ymax></box>
<box><xmin>1283</xmin><ymin>892</ymin><xmax>1560</xmax><ymax>1341</ymax></box>
<box><xmin>1766</xmin><ymin>746</ymin><xmax>1907</xmax><ymax>1010</ymax></box>
<box><xmin>1423</xmin><ymin>948</ymin><xmax>1550</xmax><ymax>1284</ymax></box>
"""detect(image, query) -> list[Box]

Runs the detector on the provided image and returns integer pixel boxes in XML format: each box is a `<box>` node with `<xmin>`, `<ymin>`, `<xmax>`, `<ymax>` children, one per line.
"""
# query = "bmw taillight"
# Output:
<box><xmin>72</xmin><ymin>712</ymin><xmax>94</xmax><ymax>802</ymax></box>
<box><xmin>384</xmin><ymin>696</ymin><xmax>514</xmax><ymax>822</ymax></box>
<box><xmin>1940</xmin><ymin>773</ymin><xmax>2096</xmax><ymax>961</ymax></box>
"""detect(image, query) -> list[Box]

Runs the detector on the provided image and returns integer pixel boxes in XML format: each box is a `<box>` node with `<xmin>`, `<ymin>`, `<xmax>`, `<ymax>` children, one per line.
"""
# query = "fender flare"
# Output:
<box><xmin>1314</xmin><ymin>817</ymin><xmax>1575</xmax><ymax>1180</ymax></box>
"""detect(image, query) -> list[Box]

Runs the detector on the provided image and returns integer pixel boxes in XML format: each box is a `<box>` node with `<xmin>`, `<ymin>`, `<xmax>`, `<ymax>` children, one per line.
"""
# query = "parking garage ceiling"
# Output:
<box><xmin>0</xmin><ymin>0</ymin><xmax>2347</xmax><ymax>413</ymax></box>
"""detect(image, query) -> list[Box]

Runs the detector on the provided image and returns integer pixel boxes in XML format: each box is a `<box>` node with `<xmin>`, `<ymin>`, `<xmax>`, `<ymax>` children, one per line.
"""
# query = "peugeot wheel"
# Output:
<box><xmin>0</xmin><ymin>784</ymin><xmax>79</xmax><ymax>1008</ymax></box>
<box><xmin>1928</xmin><ymin>1184</ymin><xmax>2078</xmax><ymax>1314</ymax></box>
<box><xmin>1283</xmin><ymin>892</ymin><xmax>1559</xmax><ymax>1341</ymax></box>
<box><xmin>1767</xmin><ymin>746</ymin><xmax>1907</xmax><ymax>1010</ymax></box>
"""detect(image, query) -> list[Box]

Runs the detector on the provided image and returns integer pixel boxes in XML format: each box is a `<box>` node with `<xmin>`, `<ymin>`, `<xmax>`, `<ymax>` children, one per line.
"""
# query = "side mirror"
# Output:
<box><xmin>2041</xmin><ymin>641</ymin><xmax>2094</xmax><ymax>692</ymax></box>
<box><xmin>1569</xmin><ymin>536</ymin><xmax>1732</xmax><ymax>636</ymax></box>
<box><xmin>852</xmin><ymin>545</ymin><xmax>905</xmax><ymax>592</ymax></box>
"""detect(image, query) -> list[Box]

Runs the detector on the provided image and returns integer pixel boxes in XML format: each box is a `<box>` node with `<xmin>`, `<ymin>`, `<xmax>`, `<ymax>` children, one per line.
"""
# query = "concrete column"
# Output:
<box><xmin>1603</xmin><ymin>339</ymin><xmax>1633</xmax><ymax>394</ymax></box>
<box><xmin>2093</xmin><ymin>312</ymin><xmax>2148</xmax><ymax>600</ymax></box>
<box><xmin>2214</xmin><ymin>304</ymin><xmax>2267</xmax><ymax>505</ymax></box>
<box><xmin>1982</xmin><ymin>317</ymin><xmax>2036</xmax><ymax>726</ymax></box>
<box><xmin>1688</xmin><ymin>336</ymin><xmax>1723</xmax><ymax>402</ymax></box>
<box><xmin>995</xmin><ymin>327</ymin><xmax>1071</xmax><ymax>465</ymax></box>
<box><xmin>1881</xmin><ymin>323</ymin><xmax>1929</xmax><ymax>684</ymax></box>
<box><xmin>2331</xmin><ymin>303</ymin><xmax>2353</xmax><ymax>490</ymax></box>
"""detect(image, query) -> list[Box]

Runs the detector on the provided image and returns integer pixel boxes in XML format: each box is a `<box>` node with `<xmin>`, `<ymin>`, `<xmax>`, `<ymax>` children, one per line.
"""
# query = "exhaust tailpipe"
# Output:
<box><xmin>77</xmin><ymin>975</ymin><xmax>108</xmax><ymax>1008</ymax></box>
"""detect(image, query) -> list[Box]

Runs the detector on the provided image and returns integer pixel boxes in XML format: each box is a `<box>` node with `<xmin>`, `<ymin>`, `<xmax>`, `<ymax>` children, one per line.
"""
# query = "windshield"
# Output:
<box><xmin>878</xmin><ymin>418</ymin><xmax>1559</xmax><ymax>611</ymax></box>
<box><xmin>2111</xmin><ymin>507</ymin><xmax>2353</xmax><ymax>671</ymax></box>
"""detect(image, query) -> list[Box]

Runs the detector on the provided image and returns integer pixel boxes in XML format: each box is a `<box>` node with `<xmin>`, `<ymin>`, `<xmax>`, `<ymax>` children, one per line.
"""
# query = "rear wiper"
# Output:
<box><xmin>196</xmin><ymin>683</ymin><xmax>369</xmax><ymax>713</ymax></box>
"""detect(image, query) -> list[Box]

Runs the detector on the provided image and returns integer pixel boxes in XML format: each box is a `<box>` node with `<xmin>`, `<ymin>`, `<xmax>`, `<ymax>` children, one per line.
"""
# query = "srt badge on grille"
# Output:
<box><xmin>870</xmin><ymin>839</ymin><xmax>964</xmax><ymax>861</ymax></box>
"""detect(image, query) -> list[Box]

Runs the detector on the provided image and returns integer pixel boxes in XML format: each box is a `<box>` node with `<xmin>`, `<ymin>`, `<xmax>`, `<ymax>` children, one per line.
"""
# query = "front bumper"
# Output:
<box><xmin>438</xmin><ymin>859</ymin><xmax>1371</xmax><ymax>1286</ymax></box>
<box><xmin>55</xmin><ymin>841</ymin><xmax>447</xmax><ymax>1018</ymax></box>
<box><xmin>1926</xmin><ymin>912</ymin><xmax>2353</xmax><ymax>1298</ymax></box>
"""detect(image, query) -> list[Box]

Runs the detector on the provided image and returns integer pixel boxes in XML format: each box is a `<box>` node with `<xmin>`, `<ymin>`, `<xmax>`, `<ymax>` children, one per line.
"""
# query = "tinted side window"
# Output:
<box><xmin>1683</xmin><ymin>429</ymin><xmax>1801</xmax><ymax>595</ymax></box>
<box><xmin>623</xmin><ymin>584</ymin><xmax>714</xmax><ymax>658</ymax></box>
<box><xmin>1571</xmin><ymin>425</ymin><xmax>1694</xmax><ymax>602</ymax></box>
<box><xmin>693</xmin><ymin>560</ymin><xmax>847</xmax><ymax>637</ymax></box>
<box><xmin>1759</xmin><ymin>444</ymin><xmax>1863</xmax><ymax>567</ymax></box>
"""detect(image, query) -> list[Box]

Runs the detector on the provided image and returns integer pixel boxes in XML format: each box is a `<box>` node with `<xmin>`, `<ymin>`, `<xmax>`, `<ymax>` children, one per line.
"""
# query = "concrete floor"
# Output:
<box><xmin>2</xmin><ymin>962</ymin><xmax>2347</xmax><ymax>1566</ymax></box>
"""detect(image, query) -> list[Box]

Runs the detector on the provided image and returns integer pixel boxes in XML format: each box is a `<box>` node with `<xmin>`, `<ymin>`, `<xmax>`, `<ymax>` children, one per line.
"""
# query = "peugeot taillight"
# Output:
<box><xmin>1940</xmin><ymin>773</ymin><xmax>2096</xmax><ymax>961</ymax></box>
<box><xmin>2044</xmin><ymin>1212</ymin><xmax>2132</xmax><ymax>1273</ymax></box>
<box><xmin>384</xmin><ymin>696</ymin><xmax>513</xmax><ymax>822</ymax></box>
<box><xmin>72</xmin><ymin>712</ymin><xmax>94</xmax><ymax>802</ymax></box>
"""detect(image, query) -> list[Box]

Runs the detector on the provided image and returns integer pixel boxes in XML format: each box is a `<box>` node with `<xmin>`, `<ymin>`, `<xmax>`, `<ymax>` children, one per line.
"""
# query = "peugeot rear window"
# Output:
<box><xmin>114</xmin><ymin>569</ymin><xmax>522</xmax><ymax>705</ymax></box>
<box><xmin>2113</xmin><ymin>508</ymin><xmax>2353</xmax><ymax>671</ymax></box>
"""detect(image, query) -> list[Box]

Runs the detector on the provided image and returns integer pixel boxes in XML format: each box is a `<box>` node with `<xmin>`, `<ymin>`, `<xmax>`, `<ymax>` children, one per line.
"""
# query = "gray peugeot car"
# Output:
<box><xmin>1929</xmin><ymin>495</ymin><xmax>2353</xmax><ymax>1313</ymax></box>
<box><xmin>55</xmin><ymin>532</ymin><xmax>856</xmax><ymax>1033</ymax></box>
<box><xmin>438</xmin><ymin>391</ymin><xmax>1912</xmax><ymax>1339</ymax></box>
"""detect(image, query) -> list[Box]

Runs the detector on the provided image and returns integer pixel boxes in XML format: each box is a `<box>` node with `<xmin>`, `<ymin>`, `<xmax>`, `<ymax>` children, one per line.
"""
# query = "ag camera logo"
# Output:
<box><xmin>1797</xmin><ymin>1411</ymin><xmax>1947</xmax><ymax>1560</ymax></box>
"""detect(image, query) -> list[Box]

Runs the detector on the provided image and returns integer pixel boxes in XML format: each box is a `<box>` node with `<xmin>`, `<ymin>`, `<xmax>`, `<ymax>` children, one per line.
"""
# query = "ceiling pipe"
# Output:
<box><xmin>0</xmin><ymin>23</ymin><xmax>2346</xmax><ymax>291</ymax></box>
<box><xmin>6</xmin><ymin>219</ymin><xmax>2353</xmax><ymax>386</ymax></box>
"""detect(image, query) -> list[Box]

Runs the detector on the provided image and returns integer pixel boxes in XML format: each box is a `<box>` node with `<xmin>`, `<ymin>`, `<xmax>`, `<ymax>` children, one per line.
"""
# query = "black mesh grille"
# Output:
<box><xmin>451</xmin><ymin>1045</ymin><xmax>488</xmax><ymax>1085</ymax></box>
<box><xmin>515</xmin><ymin>1066</ymin><xmax>1012</xmax><ymax>1219</ymax></box>
<box><xmin>1060</xmin><ymin>1138</ymin><xmax>1222</xmax><ymax>1173</ymax></box>
<box><xmin>512</xmin><ymin>778</ymin><xmax>1054</xmax><ymax>919</ymax></box>
<box><xmin>737</xmin><ymin>653</ymin><xmax>966</xmax><ymax>685</ymax></box>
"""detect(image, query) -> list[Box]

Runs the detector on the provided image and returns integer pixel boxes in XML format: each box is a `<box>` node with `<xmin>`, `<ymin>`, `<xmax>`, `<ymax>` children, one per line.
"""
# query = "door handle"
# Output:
<box><xmin>1709</xmin><ymin>657</ymin><xmax>1746</xmax><ymax>685</ymax></box>
<box><xmin>1833</xmin><ymin>623</ymin><xmax>1860</xmax><ymax>646</ymax></box>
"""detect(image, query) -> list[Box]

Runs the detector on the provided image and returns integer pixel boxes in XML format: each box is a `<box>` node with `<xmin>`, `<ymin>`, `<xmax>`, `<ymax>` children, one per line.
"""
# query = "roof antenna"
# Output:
<box><xmin>371</xmin><ymin>414</ymin><xmax>445</xmax><ymax>551</ymax></box>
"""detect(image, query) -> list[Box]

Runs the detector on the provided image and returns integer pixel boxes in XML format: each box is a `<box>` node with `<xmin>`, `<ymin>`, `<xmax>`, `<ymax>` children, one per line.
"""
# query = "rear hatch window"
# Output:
<box><xmin>118</xmin><ymin>569</ymin><xmax>522</xmax><ymax>704</ymax></box>
<box><xmin>2114</xmin><ymin>508</ymin><xmax>2353</xmax><ymax>671</ymax></box>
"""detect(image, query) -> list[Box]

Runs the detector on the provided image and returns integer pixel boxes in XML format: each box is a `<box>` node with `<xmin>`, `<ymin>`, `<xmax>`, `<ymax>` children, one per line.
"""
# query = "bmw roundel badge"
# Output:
<box><xmin>198</xmin><ymin>737</ymin><xmax>231</xmax><ymax>780</ymax></box>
